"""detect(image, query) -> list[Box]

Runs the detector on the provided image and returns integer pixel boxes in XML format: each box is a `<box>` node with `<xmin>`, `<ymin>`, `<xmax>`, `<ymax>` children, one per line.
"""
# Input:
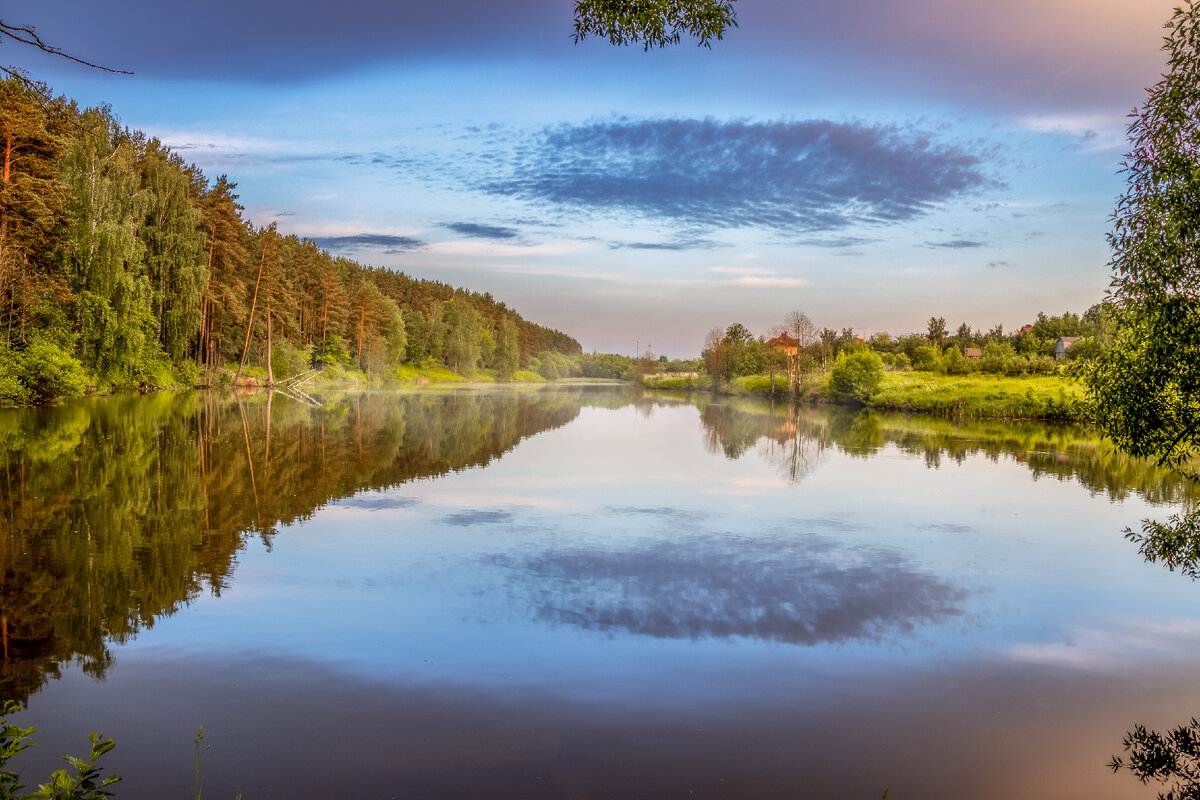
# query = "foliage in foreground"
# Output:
<box><xmin>1110</xmin><ymin>716</ymin><xmax>1200</xmax><ymax>800</ymax></box>
<box><xmin>572</xmin><ymin>0</ymin><xmax>738</xmax><ymax>50</ymax></box>
<box><xmin>0</xmin><ymin>701</ymin><xmax>120</xmax><ymax>800</ymax></box>
<box><xmin>1085</xmin><ymin>0</ymin><xmax>1200</xmax><ymax>478</ymax></box>
<box><xmin>1123</xmin><ymin>510</ymin><xmax>1200</xmax><ymax>581</ymax></box>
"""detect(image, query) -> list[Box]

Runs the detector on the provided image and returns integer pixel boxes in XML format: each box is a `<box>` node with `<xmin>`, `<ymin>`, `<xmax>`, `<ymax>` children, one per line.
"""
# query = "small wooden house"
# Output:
<box><xmin>964</xmin><ymin>347</ymin><xmax>982</xmax><ymax>359</ymax></box>
<box><xmin>1054</xmin><ymin>336</ymin><xmax>1079</xmax><ymax>360</ymax></box>
<box><xmin>766</xmin><ymin>333</ymin><xmax>799</xmax><ymax>356</ymax></box>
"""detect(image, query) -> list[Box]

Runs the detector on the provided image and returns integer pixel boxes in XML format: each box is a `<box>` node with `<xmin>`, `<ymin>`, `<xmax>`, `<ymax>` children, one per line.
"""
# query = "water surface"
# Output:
<box><xmin>2</xmin><ymin>386</ymin><xmax>1196</xmax><ymax>798</ymax></box>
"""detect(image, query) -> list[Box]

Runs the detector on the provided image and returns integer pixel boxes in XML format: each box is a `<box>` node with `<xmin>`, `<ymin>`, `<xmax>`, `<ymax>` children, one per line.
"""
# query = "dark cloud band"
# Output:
<box><xmin>443</xmin><ymin>222</ymin><xmax>520</xmax><ymax>240</ymax></box>
<box><xmin>481</xmin><ymin>118</ymin><xmax>996</xmax><ymax>234</ymax></box>
<box><xmin>311</xmin><ymin>234</ymin><xmax>426</xmax><ymax>255</ymax></box>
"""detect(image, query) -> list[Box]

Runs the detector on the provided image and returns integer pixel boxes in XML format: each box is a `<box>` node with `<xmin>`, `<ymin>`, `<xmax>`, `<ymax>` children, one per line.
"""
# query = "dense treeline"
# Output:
<box><xmin>694</xmin><ymin>305</ymin><xmax>1112</xmax><ymax>391</ymax></box>
<box><xmin>0</xmin><ymin>78</ymin><xmax>579</xmax><ymax>402</ymax></box>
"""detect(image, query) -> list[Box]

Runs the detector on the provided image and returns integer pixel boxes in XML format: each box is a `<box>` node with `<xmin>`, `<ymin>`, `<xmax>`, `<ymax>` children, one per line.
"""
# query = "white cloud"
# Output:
<box><xmin>726</xmin><ymin>276</ymin><xmax>810</xmax><ymax>289</ymax></box>
<box><xmin>1018</xmin><ymin>113</ymin><xmax>1127</xmax><ymax>152</ymax></box>
<box><xmin>706</xmin><ymin>265</ymin><xmax>775</xmax><ymax>276</ymax></box>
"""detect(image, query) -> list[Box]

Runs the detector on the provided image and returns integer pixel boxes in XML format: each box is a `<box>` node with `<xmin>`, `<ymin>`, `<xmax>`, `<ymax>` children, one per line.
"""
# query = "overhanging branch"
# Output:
<box><xmin>0</xmin><ymin>20</ymin><xmax>132</xmax><ymax>75</ymax></box>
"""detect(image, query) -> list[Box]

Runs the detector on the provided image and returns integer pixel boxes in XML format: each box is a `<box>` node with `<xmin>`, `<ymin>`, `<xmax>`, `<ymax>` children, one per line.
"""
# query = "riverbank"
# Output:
<box><xmin>866</xmin><ymin>371</ymin><xmax>1085</xmax><ymax>420</ymax></box>
<box><xmin>638</xmin><ymin>369</ymin><xmax>1087</xmax><ymax>422</ymax></box>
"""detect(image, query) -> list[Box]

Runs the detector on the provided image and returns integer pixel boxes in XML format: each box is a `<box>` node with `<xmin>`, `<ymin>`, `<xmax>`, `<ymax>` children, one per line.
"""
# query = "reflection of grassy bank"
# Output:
<box><xmin>693</xmin><ymin>394</ymin><xmax>1198</xmax><ymax>506</ymax></box>
<box><xmin>866</xmin><ymin>372</ymin><xmax>1085</xmax><ymax>420</ymax></box>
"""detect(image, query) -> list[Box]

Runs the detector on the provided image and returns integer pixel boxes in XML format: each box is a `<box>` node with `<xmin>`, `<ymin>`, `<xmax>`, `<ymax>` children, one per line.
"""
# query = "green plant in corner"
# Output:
<box><xmin>1</xmin><ymin>701</ymin><xmax>37</xmax><ymax>798</ymax></box>
<box><xmin>0</xmin><ymin>701</ymin><xmax>121</xmax><ymax>800</ymax></box>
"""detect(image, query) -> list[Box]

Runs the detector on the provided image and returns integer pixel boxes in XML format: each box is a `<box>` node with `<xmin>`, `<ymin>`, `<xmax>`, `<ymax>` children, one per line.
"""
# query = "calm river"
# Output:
<box><xmin>1</xmin><ymin>385</ymin><xmax>1197</xmax><ymax>799</ymax></box>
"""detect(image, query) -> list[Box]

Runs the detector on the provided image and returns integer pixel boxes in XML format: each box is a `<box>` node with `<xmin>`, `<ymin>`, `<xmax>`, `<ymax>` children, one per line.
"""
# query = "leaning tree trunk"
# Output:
<box><xmin>234</xmin><ymin>235</ymin><xmax>269</xmax><ymax>384</ymax></box>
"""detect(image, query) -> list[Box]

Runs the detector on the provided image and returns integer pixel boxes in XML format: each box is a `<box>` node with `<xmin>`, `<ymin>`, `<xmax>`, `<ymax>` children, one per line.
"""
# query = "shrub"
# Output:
<box><xmin>171</xmin><ymin>359</ymin><xmax>200</xmax><ymax>388</ymax></box>
<box><xmin>825</xmin><ymin>350</ymin><xmax>885</xmax><ymax>405</ymax></box>
<box><xmin>0</xmin><ymin>343</ymin><xmax>30</xmax><ymax>405</ymax></box>
<box><xmin>311</xmin><ymin>334</ymin><xmax>352</xmax><ymax>368</ymax></box>
<box><xmin>271</xmin><ymin>340</ymin><xmax>310</xmax><ymax>380</ymax></box>
<box><xmin>911</xmin><ymin>345</ymin><xmax>944</xmax><ymax>373</ymax></box>
<box><xmin>1026</xmin><ymin>355</ymin><xmax>1060</xmax><ymax>375</ymax></box>
<box><xmin>943</xmin><ymin>346</ymin><xmax>975</xmax><ymax>376</ymax></box>
<box><xmin>980</xmin><ymin>341</ymin><xmax>1015</xmax><ymax>374</ymax></box>
<box><xmin>18</xmin><ymin>337</ymin><xmax>87</xmax><ymax>402</ymax></box>
<box><xmin>1065</xmin><ymin>337</ymin><xmax>1103</xmax><ymax>361</ymax></box>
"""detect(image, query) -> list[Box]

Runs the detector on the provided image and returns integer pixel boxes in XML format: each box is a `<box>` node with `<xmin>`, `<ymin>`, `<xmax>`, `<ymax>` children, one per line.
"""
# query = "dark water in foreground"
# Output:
<box><xmin>2</xmin><ymin>385</ymin><xmax>1198</xmax><ymax>798</ymax></box>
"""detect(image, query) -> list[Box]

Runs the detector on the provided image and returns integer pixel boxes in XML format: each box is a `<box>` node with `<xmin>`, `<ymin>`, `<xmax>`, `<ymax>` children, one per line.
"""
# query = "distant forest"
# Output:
<box><xmin>0</xmin><ymin>76</ymin><xmax>580</xmax><ymax>396</ymax></box>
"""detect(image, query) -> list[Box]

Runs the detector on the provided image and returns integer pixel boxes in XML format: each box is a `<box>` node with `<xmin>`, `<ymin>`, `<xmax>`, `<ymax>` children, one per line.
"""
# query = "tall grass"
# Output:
<box><xmin>866</xmin><ymin>371</ymin><xmax>1085</xmax><ymax>420</ymax></box>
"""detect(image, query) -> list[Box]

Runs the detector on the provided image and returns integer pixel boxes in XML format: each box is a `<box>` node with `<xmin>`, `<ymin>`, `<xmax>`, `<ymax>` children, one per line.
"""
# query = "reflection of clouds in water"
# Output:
<box><xmin>443</xmin><ymin>510</ymin><xmax>515</xmax><ymax>527</ymax></box>
<box><xmin>601</xmin><ymin>506</ymin><xmax>708</xmax><ymax>525</ymax></box>
<box><xmin>1006</xmin><ymin>618</ymin><xmax>1200</xmax><ymax>672</ymax></box>
<box><xmin>795</xmin><ymin>517</ymin><xmax>861</xmax><ymax>533</ymax></box>
<box><xmin>917</xmin><ymin>523</ymin><xmax>975</xmax><ymax>534</ymax></box>
<box><xmin>492</xmin><ymin>534</ymin><xmax>966</xmax><ymax>645</ymax></box>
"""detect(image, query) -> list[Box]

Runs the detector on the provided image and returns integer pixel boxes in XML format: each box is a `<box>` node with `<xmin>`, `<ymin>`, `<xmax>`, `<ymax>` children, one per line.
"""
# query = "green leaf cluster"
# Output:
<box><xmin>572</xmin><ymin>0</ymin><xmax>737</xmax><ymax>51</ymax></box>
<box><xmin>1085</xmin><ymin>1</ymin><xmax>1200</xmax><ymax>477</ymax></box>
<box><xmin>0</xmin><ymin>702</ymin><xmax>120</xmax><ymax>800</ymax></box>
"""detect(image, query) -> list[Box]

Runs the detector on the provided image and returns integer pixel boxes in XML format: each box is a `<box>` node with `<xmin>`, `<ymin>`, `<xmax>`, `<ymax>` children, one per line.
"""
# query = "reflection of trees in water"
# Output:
<box><xmin>493</xmin><ymin>533</ymin><xmax>967</xmax><ymax>645</ymax></box>
<box><xmin>699</xmin><ymin>399</ymin><xmax>829</xmax><ymax>484</ymax></box>
<box><xmin>696</xmin><ymin>396</ymin><xmax>1200</xmax><ymax>505</ymax></box>
<box><xmin>757</xmin><ymin>406</ymin><xmax>830</xmax><ymax>485</ymax></box>
<box><xmin>0</xmin><ymin>387</ymin><xmax>609</xmax><ymax>702</ymax></box>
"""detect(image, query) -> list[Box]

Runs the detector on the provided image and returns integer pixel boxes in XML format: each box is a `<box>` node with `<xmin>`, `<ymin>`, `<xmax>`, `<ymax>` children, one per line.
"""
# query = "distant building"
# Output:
<box><xmin>1054</xmin><ymin>336</ymin><xmax>1079</xmax><ymax>360</ymax></box>
<box><xmin>1020</xmin><ymin>324</ymin><xmax>1034</xmax><ymax>334</ymax></box>
<box><xmin>766</xmin><ymin>333</ymin><xmax>799</xmax><ymax>356</ymax></box>
<box><xmin>964</xmin><ymin>347</ymin><xmax>982</xmax><ymax>359</ymax></box>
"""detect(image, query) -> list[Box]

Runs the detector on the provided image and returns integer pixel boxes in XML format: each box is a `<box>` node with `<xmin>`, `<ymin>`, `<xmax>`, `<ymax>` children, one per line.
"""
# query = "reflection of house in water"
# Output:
<box><xmin>1054</xmin><ymin>336</ymin><xmax>1079</xmax><ymax>359</ymax></box>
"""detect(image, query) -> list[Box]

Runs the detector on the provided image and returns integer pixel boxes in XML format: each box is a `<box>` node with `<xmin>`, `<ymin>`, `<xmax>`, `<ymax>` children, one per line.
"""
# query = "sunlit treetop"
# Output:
<box><xmin>572</xmin><ymin>0</ymin><xmax>738</xmax><ymax>51</ymax></box>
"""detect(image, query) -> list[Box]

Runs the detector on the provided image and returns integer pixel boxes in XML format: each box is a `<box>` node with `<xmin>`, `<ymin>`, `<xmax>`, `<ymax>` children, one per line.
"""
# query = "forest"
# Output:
<box><xmin>0</xmin><ymin>77</ymin><xmax>581</xmax><ymax>403</ymax></box>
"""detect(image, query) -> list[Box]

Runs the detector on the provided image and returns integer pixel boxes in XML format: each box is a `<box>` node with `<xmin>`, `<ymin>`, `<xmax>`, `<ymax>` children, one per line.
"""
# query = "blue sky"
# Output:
<box><xmin>10</xmin><ymin>0</ymin><xmax>1177</xmax><ymax>355</ymax></box>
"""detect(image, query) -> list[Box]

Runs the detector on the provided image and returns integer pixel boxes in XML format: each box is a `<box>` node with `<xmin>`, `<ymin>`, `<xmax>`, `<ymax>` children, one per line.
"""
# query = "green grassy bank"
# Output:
<box><xmin>639</xmin><ymin>369</ymin><xmax>1087</xmax><ymax>422</ymax></box>
<box><xmin>865</xmin><ymin>371</ymin><xmax>1085</xmax><ymax>420</ymax></box>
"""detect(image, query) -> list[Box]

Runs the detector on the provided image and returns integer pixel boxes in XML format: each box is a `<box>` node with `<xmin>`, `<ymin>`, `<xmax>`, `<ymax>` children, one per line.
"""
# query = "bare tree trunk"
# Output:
<box><xmin>196</xmin><ymin>227</ymin><xmax>215</xmax><ymax>365</ymax></box>
<box><xmin>0</xmin><ymin>118</ymin><xmax>13</xmax><ymax>271</ymax></box>
<box><xmin>234</xmin><ymin>233</ymin><xmax>270</xmax><ymax>383</ymax></box>
<box><xmin>358</xmin><ymin>304</ymin><xmax>365</xmax><ymax>369</ymax></box>
<box><xmin>265</xmin><ymin>299</ymin><xmax>274</xmax><ymax>385</ymax></box>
